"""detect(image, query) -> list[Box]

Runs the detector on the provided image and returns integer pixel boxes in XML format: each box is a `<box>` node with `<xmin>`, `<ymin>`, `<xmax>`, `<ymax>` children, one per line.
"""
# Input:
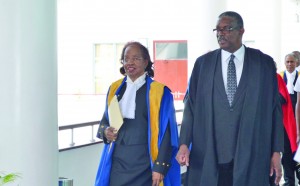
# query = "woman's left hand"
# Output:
<box><xmin>152</xmin><ymin>171</ymin><xmax>164</xmax><ymax>186</ymax></box>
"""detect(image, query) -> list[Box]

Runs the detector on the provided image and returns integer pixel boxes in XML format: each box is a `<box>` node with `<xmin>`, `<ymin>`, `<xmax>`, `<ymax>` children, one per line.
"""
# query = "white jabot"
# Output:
<box><xmin>221</xmin><ymin>45</ymin><xmax>245</xmax><ymax>91</ymax></box>
<box><xmin>286</xmin><ymin>70</ymin><xmax>296</xmax><ymax>94</ymax></box>
<box><xmin>119</xmin><ymin>73</ymin><xmax>146</xmax><ymax>119</ymax></box>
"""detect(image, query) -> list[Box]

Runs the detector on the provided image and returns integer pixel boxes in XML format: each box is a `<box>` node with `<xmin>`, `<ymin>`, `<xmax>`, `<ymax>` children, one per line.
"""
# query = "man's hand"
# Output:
<box><xmin>176</xmin><ymin>144</ymin><xmax>190</xmax><ymax>166</ymax></box>
<box><xmin>104</xmin><ymin>127</ymin><xmax>118</xmax><ymax>142</ymax></box>
<box><xmin>152</xmin><ymin>171</ymin><xmax>164</xmax><ymax>186</ymax></box>
<box><xmin>270</xmin><ymin>152</ymin><xmax>282</xmax><ymax>185</ymax></box>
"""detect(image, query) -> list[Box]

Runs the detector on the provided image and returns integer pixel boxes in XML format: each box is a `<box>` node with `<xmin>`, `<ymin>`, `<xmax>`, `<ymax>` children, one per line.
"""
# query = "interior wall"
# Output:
<box><xmin>59</xmin><ymin>143</ymin><xmax>104</xmax><ymax>186</ymax></box>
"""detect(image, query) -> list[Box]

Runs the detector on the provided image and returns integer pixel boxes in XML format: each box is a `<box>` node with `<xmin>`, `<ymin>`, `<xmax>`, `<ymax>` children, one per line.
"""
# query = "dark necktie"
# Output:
<box><xmin>227</xmin><ymin>54</ymin><xmax>236</xmax><ymax>106</ymax></box>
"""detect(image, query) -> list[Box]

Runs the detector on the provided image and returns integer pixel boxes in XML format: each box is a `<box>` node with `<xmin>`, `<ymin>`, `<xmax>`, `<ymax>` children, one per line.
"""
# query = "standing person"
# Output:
<box><xmin>95</xmin><ymin>41</ymin><xmax>180</xmax><ymax>186</ymax></box>
<box><xmin>280</xmin><ymin>53</ymin><xmax>299</xmax><ymax>113</ymax></box>
<box><xmin>279</xmin><ymin>53</ymin><xmax>300</xmax><ymax>186</ymax></box>
<box><xmin>269</xmin><ymin>74</ymin><xmax>298</xmax><ymax>186</ymax></box>
<box><xmin>176</xmin><ymin>11</ymin><xmax>284</xmax><ymax>186</ymax></box>
<box><xmin>293</xmin><ymin>71</ymin><xmax>300</xmax><ymax>167</ymax></box>
<box><xmin>292</xmin><ymin>51</ymin><xmax>300</xmax><ymax>71</ymax></box>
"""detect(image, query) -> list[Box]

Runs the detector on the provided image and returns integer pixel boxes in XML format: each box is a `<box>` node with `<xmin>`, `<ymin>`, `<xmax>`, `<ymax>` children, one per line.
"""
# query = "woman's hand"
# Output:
<box><xmin>152</xmin><ymin>171</ymin><xmax>164</xmax><ymax>186</ymax></box>
<box><xmin>104</xmin><ymin>127</ymin><xmax>118</xmax><ymax>142</ymax></box>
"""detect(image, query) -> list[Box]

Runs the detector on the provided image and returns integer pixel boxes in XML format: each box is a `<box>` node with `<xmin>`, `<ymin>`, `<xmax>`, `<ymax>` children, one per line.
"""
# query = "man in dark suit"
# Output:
<box><xmin>176</xmin><ymin>11</ymin><xmax>284</xmax><ymax>186</ymax></box>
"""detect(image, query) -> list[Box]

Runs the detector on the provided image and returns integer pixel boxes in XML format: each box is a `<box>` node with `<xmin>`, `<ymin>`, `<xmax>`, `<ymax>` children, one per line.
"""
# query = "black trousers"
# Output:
<box><xmin>218</xmin><ymin>161</ymin><xmax>233</xmax><ymax>186</ymax></box>
<box><xmin>282</xmin><ymin>130</ymin><xmax>300</xmax><ymax>186</ymax></box>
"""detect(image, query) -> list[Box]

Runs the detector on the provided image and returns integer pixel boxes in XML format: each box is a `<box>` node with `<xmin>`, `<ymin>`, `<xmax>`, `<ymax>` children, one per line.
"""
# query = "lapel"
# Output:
<box><xmin>235</xmin><ymin>47</ymin><xmax>261</xmax><ymax>158</ymax></box>
<box><xmin>213</xmin><ymin>52</ymin><xmax>229</xmax><ymax>106</ymax></box>
<box><xmin>240</xmin><ymin>47</ymin><xmax>260</xmax><ymax>124</ymax></box>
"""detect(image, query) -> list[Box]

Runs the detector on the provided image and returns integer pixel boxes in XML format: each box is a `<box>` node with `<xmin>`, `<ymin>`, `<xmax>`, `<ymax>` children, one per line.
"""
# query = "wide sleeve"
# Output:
<box><xmin>153</xmin><ymin>124</ymin><xmax>172</xmax><ymax>175</ymax></box>
<box><xmin>153</xmin><ymin>86</ymin><xmax>180</xmax><ymax>185</ymax></box>
<box><xmin>96</xmin><ymin>88</ymin><xmax>111</xmax><ymax>144</ymax></box>
<box><xmin>179</xmin><ymin>59</ymin><xmax>201</xmax><ymax>147</ymax></box>
<box><xmin>271</xmin><ymin>70</ymin><xmax>284</xmax><ymax>153</ymax></box>
<box><xmin>96</xmin><ymin>113</ymin><xmax>110</xmax><ymax>144</ymax></box>
<box><xmin>179</xmin><ymin>94</ymin><xmax>193</xmax><ymax>146</ymax></box>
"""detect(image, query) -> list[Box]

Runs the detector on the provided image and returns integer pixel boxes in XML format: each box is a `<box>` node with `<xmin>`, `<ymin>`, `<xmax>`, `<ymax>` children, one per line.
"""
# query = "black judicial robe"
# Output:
<box><xmin>180</xmin><ymin>47</ymin><xmax>284</xmax><ymax>186</ymax></box>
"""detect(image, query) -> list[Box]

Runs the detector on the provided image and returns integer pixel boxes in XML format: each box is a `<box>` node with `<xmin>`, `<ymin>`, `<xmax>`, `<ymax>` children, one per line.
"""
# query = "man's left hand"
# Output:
<box><xmin>269</xmin><ymin>152</ymin><xmax>282</xmax><ymax>185</ymax></box>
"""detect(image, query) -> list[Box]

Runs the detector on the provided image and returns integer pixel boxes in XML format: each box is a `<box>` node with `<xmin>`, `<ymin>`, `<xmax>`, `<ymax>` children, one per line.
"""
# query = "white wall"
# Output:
<box><xmin>59</xmin><ymin>143</ymin><xmax>104</xmax><ymax>186</ymax></box>
<box><xmin>57</xmin><ymin>0</ymin><xmax>228</xmax><ymax>94</ymax></box>
<box><xmin>58</xmin><ymin>0</ymin><xmax>300</xmax><ymax>91</ymax></box>
<box><xmin>280</xmin><ymin>0</ymin><xmax>300</xmax><ymax>70</ymax></box>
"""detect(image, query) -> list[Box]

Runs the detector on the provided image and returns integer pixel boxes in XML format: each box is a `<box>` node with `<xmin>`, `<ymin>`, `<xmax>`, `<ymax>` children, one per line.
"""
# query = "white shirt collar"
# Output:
<box><xmin>286</xmin><ymin>70</ymin><xmax>296</xmax><ymax>76</ymax></box>
<box><xmin>221</xmin><ymin>45</ymin><xmax>245</xmax><ymax>63</ymax></box>
<box><xmin>126</xmin><ymin>72</ymin><xmax>146</xmax><ymax>84</ymax></box>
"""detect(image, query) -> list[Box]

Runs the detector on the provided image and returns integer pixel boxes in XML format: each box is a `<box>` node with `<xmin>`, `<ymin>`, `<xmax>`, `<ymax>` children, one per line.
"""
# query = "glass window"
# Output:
<box><xmin>58</xmin><ymin>43</ymin><xmax>126</xmax><ymax>149</ymax></box>
<box><xmin>155</xmin><ymin>42</ymin><xmax>187</xmax><ymax>60</ymax></box>
<box><xmin>94</xmin><ymin>43</ymin><xmax>125</xmax><ymax>94</ymax></box>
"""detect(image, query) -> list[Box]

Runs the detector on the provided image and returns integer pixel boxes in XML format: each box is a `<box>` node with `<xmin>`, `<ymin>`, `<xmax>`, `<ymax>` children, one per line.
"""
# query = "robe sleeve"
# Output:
<box><xmin>271</xmin><ymin>72</ymin><xmax>284</xmax><ymax>153</ymax></box>
<box><xmin>96</xmin><ymin>113</ymin><xmax>110</xmax><ymax>144</ymax></box>
<box><xmin>179</xmin><ymin>94</ymin><xmax>193</xmax><ymax>146</ymax></box>
<box><xmin>179</xmin><ymin>59</ymin><xmax>200</xmax><ymax>147</ymax></box>
<box><xmin>96</xmin><ymin>86</ymin><xmax>113</xmax><ymax>144</ymax></box>
<box><xmin>153</xmin><ymin>124</ymin><xmax>172</xmax><ymax>175</ymax></box>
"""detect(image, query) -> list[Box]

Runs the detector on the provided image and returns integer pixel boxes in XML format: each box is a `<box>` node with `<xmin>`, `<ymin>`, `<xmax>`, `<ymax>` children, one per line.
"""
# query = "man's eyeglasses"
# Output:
<box><xmin>213</xmin><ymin>26</ymin><xmax>238</xmax><ymax>34</ymax></box>
<box><xmin>121</xmin><ymin>57</ymin><xmax>144</xmax><ymax>63</ymax></box>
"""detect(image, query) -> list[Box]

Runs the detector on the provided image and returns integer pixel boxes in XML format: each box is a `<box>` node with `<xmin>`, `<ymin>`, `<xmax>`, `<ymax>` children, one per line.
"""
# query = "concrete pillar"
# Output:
<box><xmin>227</xmin><ymin>0</ymin><xmax>282</xmax><ymax>68</ymax></box>
<box><xmin>187</xmin><ymin>0</ymin><xmax>228</xmax><ymax>74</ymax></box>
<box><xmin>0</xmin><ymin>0</ymin><xmax>58</xmax><ymax>185</ymax></box>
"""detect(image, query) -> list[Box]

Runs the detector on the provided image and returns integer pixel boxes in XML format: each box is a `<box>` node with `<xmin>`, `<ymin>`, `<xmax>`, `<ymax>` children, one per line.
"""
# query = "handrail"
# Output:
<box><xmin>58</xmin><ymin>109</ymin><xmax>183</xmax><ymax>151</ymax></box>
<box><xmin>58</xmin><ymin>121</ymin><xmax>101</xmax><ymax>151</ymax></box>
<box><xmin>59</xmin><ymin>120</ymin><xmax>100</xmax><ymax>130</ymax></box>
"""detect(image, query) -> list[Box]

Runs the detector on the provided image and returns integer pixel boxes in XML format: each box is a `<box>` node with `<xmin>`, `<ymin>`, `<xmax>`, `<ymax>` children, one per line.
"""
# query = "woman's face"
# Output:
<box><xmin>123</xmin><ymin>45</ymin><xmax>148</xmax><ymax>81</ymax></box>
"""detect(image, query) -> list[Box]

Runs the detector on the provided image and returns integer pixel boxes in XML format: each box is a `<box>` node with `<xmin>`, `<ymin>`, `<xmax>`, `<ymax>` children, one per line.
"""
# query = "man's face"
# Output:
<box><xmin>292</xmin><ymin>51</ymin><xmax>300</xmax><ymax>67</ymax></box>
<box><xmin>285</xmin><ymin>55</ymin><xmax>296</xmax><ymax>73</ymax></box>
<box><xmin>215</xmin><ymin>16</ymin><xmax>244</xmax><ymax>53</ymax></box>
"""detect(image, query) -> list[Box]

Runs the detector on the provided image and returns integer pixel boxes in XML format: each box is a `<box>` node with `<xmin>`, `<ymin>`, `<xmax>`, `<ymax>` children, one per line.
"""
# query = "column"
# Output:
<box><xmin>187</xmin><ymin>0</ymin><xmax>228</xmax><ymax>74</ymax></box>
<box><xmin>0</xmin><ymin>0</ymin><xmax>58</xmax><ymax>185</ymax></box>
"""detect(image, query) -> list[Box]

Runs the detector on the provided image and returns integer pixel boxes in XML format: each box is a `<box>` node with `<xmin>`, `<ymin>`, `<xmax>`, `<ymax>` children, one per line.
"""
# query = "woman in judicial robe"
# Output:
<box><xmin>94</xmin><ymin>41</ymin><xmax>180</xmax><ymax>186</ymax></box>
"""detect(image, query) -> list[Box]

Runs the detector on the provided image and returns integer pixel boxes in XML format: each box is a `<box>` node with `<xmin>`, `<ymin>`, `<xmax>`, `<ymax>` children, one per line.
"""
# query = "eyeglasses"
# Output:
<box><xmin>213</xmin><ymin>26</ymin><xmax>238</xmax><ymax>34</ymax></box>
<box><xmin>121</xmin><ymin>57</ymin><xmax>144</xmax><ymax>63</ymax></box>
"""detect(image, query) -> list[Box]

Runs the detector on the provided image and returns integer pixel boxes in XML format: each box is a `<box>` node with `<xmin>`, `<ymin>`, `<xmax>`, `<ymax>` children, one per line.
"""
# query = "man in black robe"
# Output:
<box><xmin>176</xmin><ymin>11</ymin><xmax>284</xmax><ymax>186</ymax></box>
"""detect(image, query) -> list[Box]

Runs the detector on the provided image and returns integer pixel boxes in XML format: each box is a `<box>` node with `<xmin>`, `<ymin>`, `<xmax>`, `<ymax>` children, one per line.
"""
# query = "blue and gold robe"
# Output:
<box><xmin>95</xmin><ymin>75</ymin><xmax>180</xmax><ymax>186</ymax></box>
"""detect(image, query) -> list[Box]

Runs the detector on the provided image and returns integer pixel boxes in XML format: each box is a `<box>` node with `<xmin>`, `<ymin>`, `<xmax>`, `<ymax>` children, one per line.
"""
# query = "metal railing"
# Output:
<box><xmin>58</xmin><ymin>109</ymin><xmax>183</xmax><ymax>151</ymax></box>
<box><xmin>58</xmin><ymin>121</ymin><xmax>102</xmax><ymax>151</ymax></box>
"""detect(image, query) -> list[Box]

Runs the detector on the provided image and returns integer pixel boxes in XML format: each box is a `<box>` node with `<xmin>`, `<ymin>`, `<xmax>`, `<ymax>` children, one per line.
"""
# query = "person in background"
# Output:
<box><xmin>269</xmin><ymin>74</ymin><xmax>298</xmax><ymax>186</ymax></box>
<box><xmin>94</xmin><ymin>41</ymin><xmax>180</xmax><ymax>186</ymax></box>
<box><xmin>280</xmin><ymin>53</ymin><xmax>299</xmax><ymax>113</ymax></box>
<box><xmin>279</xmin><ymin>53</ymin><xmax>300</xmax><ymax>186</ymax></box>
<box><xmin>176</xmin><ymin>11</ymin><xmax>283</xmax><ymax>186</ymax></box>
<box><xmin>292</xmin><ymin>68</ymin><xmax>300</xmax><ymax>186</ymax></box>
<box><xmin>292</xmin><ymin>51</ymin><xmax>300</xmax><ymax>71</ymax></box>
